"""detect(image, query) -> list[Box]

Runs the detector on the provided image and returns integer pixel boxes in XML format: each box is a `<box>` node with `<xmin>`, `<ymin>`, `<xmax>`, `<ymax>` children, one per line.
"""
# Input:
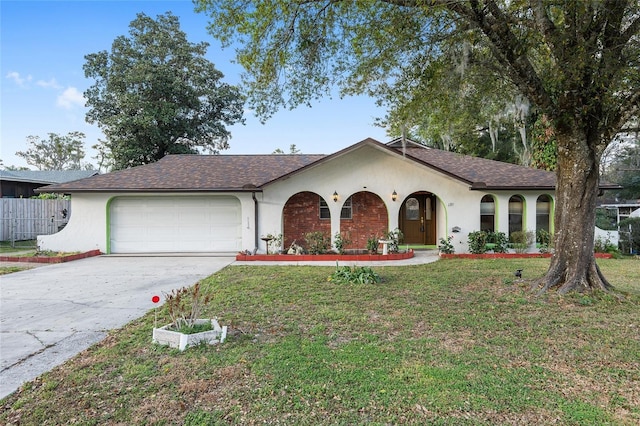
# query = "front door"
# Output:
<box><xmin>399</xmin><ymin>194</ymin><xmax>436</xmax><ymax>245</ymax></box>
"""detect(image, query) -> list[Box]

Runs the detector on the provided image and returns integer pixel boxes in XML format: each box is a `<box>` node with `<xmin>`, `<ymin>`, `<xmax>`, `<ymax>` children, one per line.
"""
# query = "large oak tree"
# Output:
<box><xmin>196</xmin><ymin>0</ymin><xmax>639</xmax><ymax>293</ymax></box>
<box><xmin>84</xmin><ymin>12</ymin><xmax>244</xmax><ymax>170</ymax></box>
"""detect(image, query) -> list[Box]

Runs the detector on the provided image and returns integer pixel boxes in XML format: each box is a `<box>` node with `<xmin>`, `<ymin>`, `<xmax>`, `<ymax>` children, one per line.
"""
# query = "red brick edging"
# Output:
<box><xmin>439</xmin><ymin>252</ymin><xmax>613</xmax><ymax>259</ymax></box>
<box><xmin>236</xmin><ymin>249</ymin><xmax>415</xmax><ymax>262</ymax></box>
<box><xmin>0</xmin><ymin>249</ymin><xmax>102</xmax><ymax>264</ymax></box>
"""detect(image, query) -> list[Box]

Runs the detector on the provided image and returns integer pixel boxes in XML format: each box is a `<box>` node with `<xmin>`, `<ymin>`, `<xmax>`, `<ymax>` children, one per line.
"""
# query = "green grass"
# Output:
<box><xmin>0</xmin><ymin>265</ymin><xmax>31</xmax><ymax>275</ymax></box>
<box><xmin>0</xmin><ymin>240</ymin><xmax>36</xmax><ymax>253</ymax></box>
<box><xmin>1</xmin><ymin>258</ymin><xmax>638</xmax><ymax>425</ymax></box>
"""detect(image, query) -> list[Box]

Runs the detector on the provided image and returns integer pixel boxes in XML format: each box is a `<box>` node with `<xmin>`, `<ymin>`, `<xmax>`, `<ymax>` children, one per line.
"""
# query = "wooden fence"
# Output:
<box><xmin>0</xmin><ymin>198</ymin><xmax>71</xmax><ymax>243</ymax></box>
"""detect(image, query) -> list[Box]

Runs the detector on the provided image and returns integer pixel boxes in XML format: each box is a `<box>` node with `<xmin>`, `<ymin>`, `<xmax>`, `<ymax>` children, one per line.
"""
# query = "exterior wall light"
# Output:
<box><xmin>392</xmin><ymin>190</ymin><xmax>398</xmax><ymax>202</ymax></box>
<box><xmin>333</xmin><ymin>191</ymin><xmax>339</xmax><ymax>202</ymax></box>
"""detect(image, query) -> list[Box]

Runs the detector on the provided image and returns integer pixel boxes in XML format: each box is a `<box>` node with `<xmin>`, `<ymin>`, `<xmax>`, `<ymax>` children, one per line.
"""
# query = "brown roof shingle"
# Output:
<box><xmin>38</xmin><ymin>138</ymin><xmax>618</xmax><ymax>194</ymax></box>
<box><xmin>39</xmin><ymin>154</ymin><xmax>326</xmax><ymax>193</ymax></box>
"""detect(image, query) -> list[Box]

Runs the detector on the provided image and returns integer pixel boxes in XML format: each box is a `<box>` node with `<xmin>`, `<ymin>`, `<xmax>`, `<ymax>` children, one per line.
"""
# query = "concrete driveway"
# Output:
<box><xmin>0</xmin><ymin>255</ymin><xmax>234</xmax><ymax>399</ymax></box>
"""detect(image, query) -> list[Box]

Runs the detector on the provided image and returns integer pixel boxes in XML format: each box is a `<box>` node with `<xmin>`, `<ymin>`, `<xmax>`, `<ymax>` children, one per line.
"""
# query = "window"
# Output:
<box><xmin>509</xmin><ymin>195</ymin><xmax>524</xmax><ymax>235</ymax></box>
<box><xmin>340</xmin><ymin>197</ymin><xmax>352</xmax><ymax>219</ymax></box>
<box><xmin>480</xmin><ymin>195</ymin><xmax>495</xmax><ymax>232</ymax></box>
<box><xmin>319</xmin><ymin>197</ymin><xmax>330</xmax><ymax>219</ymax></box>
<box><xmin>405</xmin><ymin>197</ymin><xmax>420</xmax><ymax>220</ymax></box>
<box><xmin>536</xmin><ymin>195</ymin><xmax>551</xmax><ymax>233</ymax></box>
<box><xmin>319</xmin><ymin>196</ymin><xmax>352</xmax><ymax>219</ymax></box>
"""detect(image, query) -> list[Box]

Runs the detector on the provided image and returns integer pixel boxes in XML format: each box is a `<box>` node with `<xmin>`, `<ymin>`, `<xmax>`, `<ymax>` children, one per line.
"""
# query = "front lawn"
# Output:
<box><xmin>1</xmin><ymin>258</ymin><xmax>638</xmax><ymax>425</ymax></box>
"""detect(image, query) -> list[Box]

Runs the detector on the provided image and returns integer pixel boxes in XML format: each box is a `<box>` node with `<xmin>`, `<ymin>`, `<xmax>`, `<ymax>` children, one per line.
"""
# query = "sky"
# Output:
<box><xmin>1</xmin><ymin>0</ymin><xmax>388</xmax><ymax>170</ymax></box>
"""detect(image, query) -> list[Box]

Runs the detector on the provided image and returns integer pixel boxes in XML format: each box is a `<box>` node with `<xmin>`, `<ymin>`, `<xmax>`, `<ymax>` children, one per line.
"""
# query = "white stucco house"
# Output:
<box><xmin>36</xmin><ymin>137</ymin><xmax>619</xmax><ymax>255</ymax></box>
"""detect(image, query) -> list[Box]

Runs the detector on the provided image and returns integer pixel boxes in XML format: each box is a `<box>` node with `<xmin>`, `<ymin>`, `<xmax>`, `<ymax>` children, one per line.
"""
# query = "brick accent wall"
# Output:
<box><xmin>283</xmin><ymin>192</ymin><xmax>331</xmax><ymax>250</ymax></box>
<box><xmin>340</xmin><ymin>191</ymin><xmax>388</xmax><ymax>249</ymax></box>
<box><xmin>283</xmin><ymin>191</ymin><xmax>388</xmax><ymax>251</ymax></box>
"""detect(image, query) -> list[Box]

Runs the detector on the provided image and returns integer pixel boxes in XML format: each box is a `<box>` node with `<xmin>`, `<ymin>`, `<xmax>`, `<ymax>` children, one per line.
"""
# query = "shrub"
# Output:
<box><xmin>328</xmin><ymin>263</ymin><xmax>381</xmax><ymax>284</ymax></box>
<box><xmin>438</xmin><ymin>235</ymin><xmax>454</xmax><ymax>254</ymax></box>
<box><xmin>304</xmin><ymin>231</ymin><xmax>331</xmax><ymax>254</ymax></box>
<box><xmin>537</xmin><ymin>229</ymin><xmax>552</xmax><ymax>253</ymax></box>
<box><xmin>510</xmin><ymin>231</ymin><xmax>534</xmax><ymax>254</ymax></box>
<box><xmin>488</xmin><ymin>231</ymin><xmax>509</xmax><ymax>253</ymax></box>
<box><xmin>366</xmin><ymin>236</ymin><xmax>379</xmax><ymax>254</ymax></box>
<box><xmin>467</xmin><ymin>231</ymin><xmax>488</xmax><ymax>254</ymax></box>
<box><xmin>333</xmin><ymin>232</ymin><xmax>351</xmax><ymax>254</ymax></box>
<box><xmin>594</xmin><ymin>233</ymin><xmax>619</xmax><ymax>254</ymax></box>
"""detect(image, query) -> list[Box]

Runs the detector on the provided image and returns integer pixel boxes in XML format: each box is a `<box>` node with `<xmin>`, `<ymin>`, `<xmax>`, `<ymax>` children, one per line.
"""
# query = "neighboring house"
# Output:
<box><xmin>36</xmin><ymin>138</ymin><xmax>619</xmax><ymax>254</ymax></box>
<box><xmin>0</xmin><ymin>170</ymin><xmax>99</xmax><ymax>198</ymax></box>
<box><xmin>599</xmin><ymin>202</ymin><xmax>640</xmax><ymax>224</ymax></box>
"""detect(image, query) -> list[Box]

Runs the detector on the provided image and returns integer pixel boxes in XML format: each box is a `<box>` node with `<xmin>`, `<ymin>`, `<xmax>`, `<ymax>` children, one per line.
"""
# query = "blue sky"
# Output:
<box><xmin>1</xmin><ymin>0</ymin><xmax>388</xmax><ymax>169</ymax></box>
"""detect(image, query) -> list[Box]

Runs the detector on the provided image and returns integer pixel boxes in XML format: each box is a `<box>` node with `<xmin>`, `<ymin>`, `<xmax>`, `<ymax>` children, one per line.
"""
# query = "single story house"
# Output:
<box><xmin>1</xmin><ymin>169</ymin><xmax>99</xmax><ymax>198</ymax></box>
<box><xmin>36</xmin><ymin>137</ymin><xmax>617</xmax><ymax>254</ymax></box>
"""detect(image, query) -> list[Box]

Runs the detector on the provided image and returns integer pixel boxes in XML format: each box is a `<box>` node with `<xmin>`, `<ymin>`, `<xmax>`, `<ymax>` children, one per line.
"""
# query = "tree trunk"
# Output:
<box><xmin>538</xmin><ymin>128</ymin><xmax>614</xmax><ymax>294</ymax></box>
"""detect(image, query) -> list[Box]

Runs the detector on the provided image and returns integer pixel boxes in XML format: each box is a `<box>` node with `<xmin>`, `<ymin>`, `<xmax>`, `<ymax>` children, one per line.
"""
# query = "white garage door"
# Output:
<box><xmin>110</xmin><ymin>196</ymin><xmax>241</xmax><ymax>253</ymax></box>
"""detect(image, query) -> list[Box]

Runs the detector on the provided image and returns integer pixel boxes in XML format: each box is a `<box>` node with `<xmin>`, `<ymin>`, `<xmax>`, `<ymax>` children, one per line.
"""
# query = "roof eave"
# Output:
<box><xmin>34</xmin><ymin>187</ymin><xmax>264</xmax><ymax>194</ymax></box>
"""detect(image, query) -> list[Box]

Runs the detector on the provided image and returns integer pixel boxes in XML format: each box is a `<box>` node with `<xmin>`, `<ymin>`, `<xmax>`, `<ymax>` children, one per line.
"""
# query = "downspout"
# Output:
<box><xmin>252</xmin><ymin>192</ymin><xmax>259</xmax><ymax>253</ymax></box>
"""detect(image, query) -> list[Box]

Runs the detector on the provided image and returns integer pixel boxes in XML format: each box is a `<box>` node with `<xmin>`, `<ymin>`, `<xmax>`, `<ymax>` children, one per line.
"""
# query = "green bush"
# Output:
<box><xmin>536</xmin><ymin>229</ymin><xmax>552</xmax><ymax>253</ymax></box>
<box><xmin>488</xmin><ymin>231</ymin><xmax>509</xmax><ymax>253</ymax></box>
<box><xmin>467</xmin><ymin>231</ymin><xmax>488</xmax><ymax>254</ymax></box>
<box><xmin>333</xmin><ymin>232</ymin><xmax>351</xmax><ymax>254</ymax></box>
<box><xmin>510</xmin><ymin>231</ymin><xmax>534</xmax><ymax>254</ymax></box>
<box><xmin>438</xmin><ymin>235</ymin><xmax>454</xmax><ymax>254</ymax></box>
<box><xmin>366</xmin><ymin>236</ymin><xmax>379</xmax><ymax>254</ymax></box>
<box><xmin>304</xmin><ymin>231</ymin><xmax>331</xmax><ymax>254</ymax></box>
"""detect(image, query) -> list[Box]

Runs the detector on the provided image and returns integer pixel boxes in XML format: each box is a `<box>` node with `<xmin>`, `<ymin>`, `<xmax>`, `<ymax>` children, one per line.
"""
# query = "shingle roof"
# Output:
<box><xmin>36</xmin><ymin>138</ymin><xmax>617</xmax><ymax>193</ymax></box>
<box><xmin>402</xmin><ymin>147</ymin><xmax>557</xmax><ymax>189</ymax></box>
<box><xmin>38</xmin><ymin>154</ymin><xmax>326</xmax><ymax>193</ymax></box>
<box><xmin>0</xmin><ymin>169</ymin><xmax>99</xmax><ymax>184</ymax></box>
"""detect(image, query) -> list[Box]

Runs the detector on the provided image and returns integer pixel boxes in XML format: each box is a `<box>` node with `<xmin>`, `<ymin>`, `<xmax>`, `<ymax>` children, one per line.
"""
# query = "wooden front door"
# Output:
<box><xmin>399</xmin><ymin>194</ymin><xmax>436</xmax><ymax>245</ymax></box>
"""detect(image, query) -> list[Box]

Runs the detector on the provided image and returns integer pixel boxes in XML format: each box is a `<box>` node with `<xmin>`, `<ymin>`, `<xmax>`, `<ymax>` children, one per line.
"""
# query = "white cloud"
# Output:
<box><xmin>37</xmin><ymin>78</ymin><xmax>62</xmax><ymax>89</ymax></box>
<box><xmin>6</xmin><ymin>71</ymin><xmax>32</xmax><ymax>86</ymax></box>
<box><xmin>57</xmin><ymin>86</ymin><xmax>85</xmax><ymax>109</ymax></box>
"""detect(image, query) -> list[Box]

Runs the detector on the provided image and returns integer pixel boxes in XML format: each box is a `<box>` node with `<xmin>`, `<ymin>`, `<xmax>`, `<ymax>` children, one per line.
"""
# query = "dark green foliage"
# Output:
<box><xmin>488</xmin><ymin>231</ymin><xmax>510</xmax><ymax>253</ymax></box>
<box><xmin>84</xmin><ymin>12</ymin><xmax>244</xmax><ymax>170</ymax></box>
<box><xmin>467</xmin><ymin>231</ymin><xmax>488</xmax><ymax>254</ymax></box>
<box><xmin>438</xmin><ymin>235</ymin><xmax>454</xmax><ymax>254</ymax></box>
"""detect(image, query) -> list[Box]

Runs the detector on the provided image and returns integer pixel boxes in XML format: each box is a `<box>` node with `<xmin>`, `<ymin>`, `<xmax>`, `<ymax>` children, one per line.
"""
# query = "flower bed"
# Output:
<box><xmin>236</xmin><ymin>249</ymin><xmax>414</xmax><ymax>262</ymax></box>
<box><xmin>439</xmin><ymin>252</ymin><xmax>613</xmax><ymax>259</ymax></box>
<box><xmin>0</xmin><ymin>249</ymin><xmax>102</xmax><ymax>263</ymax></box>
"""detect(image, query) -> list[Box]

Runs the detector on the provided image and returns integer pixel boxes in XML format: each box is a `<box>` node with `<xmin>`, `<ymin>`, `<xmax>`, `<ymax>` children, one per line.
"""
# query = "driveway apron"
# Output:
<box><xmin>0</xmin><ymin>255</ymin><xmax>234</xmax><ymax>399</ymax></box>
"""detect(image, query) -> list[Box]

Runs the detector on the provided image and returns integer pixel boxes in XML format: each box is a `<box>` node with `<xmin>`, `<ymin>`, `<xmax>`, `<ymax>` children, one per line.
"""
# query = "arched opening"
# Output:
<box><xmin>339</xmin><ymin>191</ymin><xmax>388</xmax><ymax>249</ymax></box>
<box><xmin>480</xmin><ymin>195</ymin><xmax>496</xmax><ymax>233</ymax></box>
<box><xmin>282</xmin><ymin>191</ymin><xmax>331</xmax><ymax>250</ymax></box>
<box><xmin>398</xmin><ymin>192</ymin><xmax>437</xmax><ymax>245</ymax></box>
<box><xmin>508</xmin><ymin>195</ymin><xmax>525</xmax><ymax>235</ymax></box>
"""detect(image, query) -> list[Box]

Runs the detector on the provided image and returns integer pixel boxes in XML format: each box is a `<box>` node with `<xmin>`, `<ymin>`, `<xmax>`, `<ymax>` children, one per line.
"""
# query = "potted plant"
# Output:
<box><xmin>152</xmin><ymin>282</ymin><xmax>227</xmax><ymax>351</ymax></box>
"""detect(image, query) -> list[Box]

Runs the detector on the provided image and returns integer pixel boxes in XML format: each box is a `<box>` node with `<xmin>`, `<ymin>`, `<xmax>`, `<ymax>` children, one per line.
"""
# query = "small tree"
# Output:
<box><xmin>16</xmin><ymin>132</ymin><xmax>90</xmax><ymax>170</ymax></box>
